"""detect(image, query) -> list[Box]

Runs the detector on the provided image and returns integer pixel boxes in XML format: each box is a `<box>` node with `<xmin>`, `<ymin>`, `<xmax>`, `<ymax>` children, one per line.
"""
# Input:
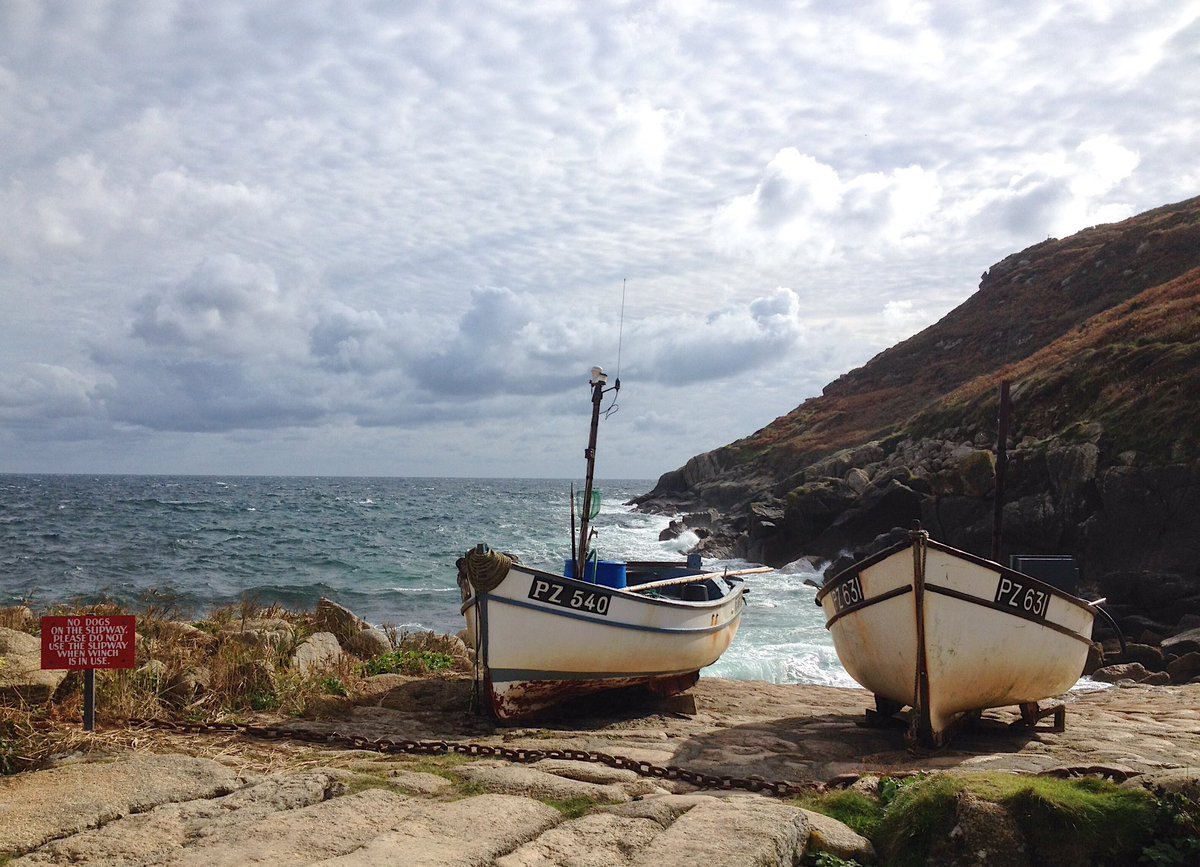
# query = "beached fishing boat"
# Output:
<box><xmin>815</xmin><ymin>525</ymin><xmax>1101</xmax><ymax>747</ymax></box>
<box><xmin>458</xmin><ymin>547</ymin><xmax>754</xmax><ymax>719</ymax></box>
<box><xmin>457</xmin><ymin>366</ymin><xmax>760</xmax><ymax>720</ymax></box>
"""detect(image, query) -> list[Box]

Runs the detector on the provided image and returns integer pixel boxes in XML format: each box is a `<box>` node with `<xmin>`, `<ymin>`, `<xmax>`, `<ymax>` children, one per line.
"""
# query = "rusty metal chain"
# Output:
<box><xmin>119</xmin><ymin>717</ymin><xmax>822</xmax><ymax>797</ymax></box>
<box><xmin>114</xmin><ymin>718</ymin><xmax>1134</xmax><ymax>793</ymax></box>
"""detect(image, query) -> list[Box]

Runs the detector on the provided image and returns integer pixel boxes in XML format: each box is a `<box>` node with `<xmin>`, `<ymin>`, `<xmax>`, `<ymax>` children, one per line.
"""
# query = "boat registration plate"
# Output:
<box><xmin>994</xmin><ymin>576</ymin><xmax>1050</xmax><ymax>620</ymax></box>
<box><xmin>831</xmin><ymin>575</ymin><xmax>865</xmax><ymax>612</ymax></box>
<box><xmin>528</xmin><ymin>576</ymin><xmax>612</xmax><ymax>616</ymax></box>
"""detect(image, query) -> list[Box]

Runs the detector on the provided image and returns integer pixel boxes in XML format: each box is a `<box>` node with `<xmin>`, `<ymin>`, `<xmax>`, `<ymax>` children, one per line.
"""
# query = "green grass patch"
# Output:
<box><xmin>341</xmin><ymin>771</ymin><xmax>394</xmax><ymax>796</ymax></box>
<box><xmin>392</xmin><ymin>753</ymin><xmax>475</xmax><ymax>776</ymax></box>
<box><xmin>874</xmin><ymin>775</ymin><xmax>962</xmax><ymax>867</ymax></box>
<box><xmin>798</xmin><ymin>773</ymin><xmax>1186</xmax><ymax>867</ymax></box>
<box><xmin>542</xmin><ymin>796</ymin><xmax>602</xmax><ymax>819</ymax></box>
<box><xmin>360</xmin><ymin>650</ymin><xmax>456</xmax><ymax>676</ymax></box>
<box><xmin>809</xmin><ymin>854</ymin><xmax>864</xmax><ymax>867</ymax></box>
<box><xmin>874</xmin><ymin>773</ymin><xmax>1162</xmax><ymax>867</ymax></box>
<box><xmin>793</xmin><ymin>789</ymin><xmax>886</xmax><ymax>840</ymax></box>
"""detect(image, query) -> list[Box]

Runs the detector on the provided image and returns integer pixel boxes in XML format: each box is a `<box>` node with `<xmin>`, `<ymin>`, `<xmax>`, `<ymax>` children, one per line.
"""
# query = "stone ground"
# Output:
<box><xmin>3</xmin><ymin>678</ymin><xmax>1199</xmax><ymax>866</ymax></box>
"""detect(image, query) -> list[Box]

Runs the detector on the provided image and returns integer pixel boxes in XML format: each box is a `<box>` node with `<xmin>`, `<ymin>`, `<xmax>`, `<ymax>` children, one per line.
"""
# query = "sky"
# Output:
<box><xmin>1</xmin><ymin>0</ymin><xmax>1198</xmax><ymax>480</ymax></box>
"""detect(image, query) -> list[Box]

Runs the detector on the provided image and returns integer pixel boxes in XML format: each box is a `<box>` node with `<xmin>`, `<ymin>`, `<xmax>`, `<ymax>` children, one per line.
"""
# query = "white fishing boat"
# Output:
<box><xmin>457</xmin><ymin>366</ymin><xmax>761</xmax><ymax>720</ymax></box>
<box><xmin>458</xmin><ymin>547</ymin><xmax>754</xmax><ymax>720</ymax></box>
<box><xmin>815</xmin><ymin>525</ymin><xmax>1102</xmax><ymax>747</ymax></box>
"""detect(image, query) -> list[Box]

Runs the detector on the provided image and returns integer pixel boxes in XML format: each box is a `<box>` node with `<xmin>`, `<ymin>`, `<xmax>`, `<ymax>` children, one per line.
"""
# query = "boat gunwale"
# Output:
<box><xmin>815</xmin><ymin>536</ymin><xmax>1095</xmax><ymax>615</ymax></box>
<box><xmin>480</xmin><ymin>590</ymin><xmax>744</xmax><ymax>636</ymax></box>
<box><xmin>465</xmin><ymin>561</ymin><xmax>744</xmax><ymax>611</ymax></box>
<box><xmin>815</xmin><ymin>538</ymin><xmax>913</xmax><ymax>603</ymax></box>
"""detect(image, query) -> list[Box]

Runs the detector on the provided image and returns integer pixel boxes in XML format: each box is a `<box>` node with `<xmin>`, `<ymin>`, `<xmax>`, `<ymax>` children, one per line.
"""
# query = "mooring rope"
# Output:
<box><xmin>461</xmin><ymin>546</ymin><xmax>512</xmax><ymax>594</ymax></box>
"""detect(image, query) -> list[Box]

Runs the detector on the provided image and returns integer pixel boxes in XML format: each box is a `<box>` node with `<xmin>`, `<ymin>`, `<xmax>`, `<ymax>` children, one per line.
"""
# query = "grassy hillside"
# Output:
<box><xmin>716</xmin><ymin>195</ymin><xmax>1200</xmax><ymax>481</ymax></box>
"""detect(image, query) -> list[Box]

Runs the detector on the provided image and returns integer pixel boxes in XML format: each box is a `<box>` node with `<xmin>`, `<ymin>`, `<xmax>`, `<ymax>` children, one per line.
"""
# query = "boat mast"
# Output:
<box><xmin>577</xmin><ymin>366</ymin><xmax>616</xmax><ymax>578</ymax></box>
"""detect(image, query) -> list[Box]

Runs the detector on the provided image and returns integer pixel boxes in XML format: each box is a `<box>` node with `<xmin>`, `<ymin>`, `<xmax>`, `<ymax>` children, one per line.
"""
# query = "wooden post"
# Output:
<box><xmin>83</xmin><ymin>668</ymin><xmax>96</xmax><ymax>732</ymax></box>
<box><xmin>992</xmin><ymin>380</ymin><xmax>1011</xmax><ymax>561</ymax></box>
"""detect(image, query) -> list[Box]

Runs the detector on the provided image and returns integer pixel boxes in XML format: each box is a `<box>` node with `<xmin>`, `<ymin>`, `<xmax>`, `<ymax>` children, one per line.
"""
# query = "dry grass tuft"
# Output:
<box><xmin>1</xmin><ymin>599</ymin><xmax>470</xmax><ymax>776</ymax></box>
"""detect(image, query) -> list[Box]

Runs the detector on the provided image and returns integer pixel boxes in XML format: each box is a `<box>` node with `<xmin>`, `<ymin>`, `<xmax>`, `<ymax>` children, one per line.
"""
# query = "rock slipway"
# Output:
<box><xmin>3</xmin><ymin>678</ymin><xmax>1199</xmax><ymax>865</ymax></box>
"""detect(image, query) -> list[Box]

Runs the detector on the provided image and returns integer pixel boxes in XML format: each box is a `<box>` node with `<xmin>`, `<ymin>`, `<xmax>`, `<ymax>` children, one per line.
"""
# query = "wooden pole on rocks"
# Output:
<box><xmin>992</xmin><ymin>379</ymin><xmax>1011</xmax><ymax>561</ymax></box>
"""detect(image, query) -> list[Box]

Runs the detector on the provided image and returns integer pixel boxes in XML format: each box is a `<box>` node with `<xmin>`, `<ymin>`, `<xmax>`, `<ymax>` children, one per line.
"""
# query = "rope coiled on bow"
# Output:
<box><xmin>460</xmin><ymin>546</ymin><xmax>513</xmax><ymax>593</ymax></box>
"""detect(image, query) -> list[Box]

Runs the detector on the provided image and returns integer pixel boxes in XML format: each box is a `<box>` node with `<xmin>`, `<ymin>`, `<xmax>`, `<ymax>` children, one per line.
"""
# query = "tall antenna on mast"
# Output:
<box><xmin>616</xmin><ymin>278</ymin><xmax>626</xmax><ymax>381</ymax></box>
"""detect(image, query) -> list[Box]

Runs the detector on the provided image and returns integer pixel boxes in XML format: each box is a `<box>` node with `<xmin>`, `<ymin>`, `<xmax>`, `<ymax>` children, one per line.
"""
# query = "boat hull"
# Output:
<box><xmin>816</xmin><ymin>531</ymin><xmax>1097</xmax><ymax>746</ymax></box>
<box><xmin>461</xmin><ymin>559</ymin><xmax>744</xmax><ymax>720</ymax></box>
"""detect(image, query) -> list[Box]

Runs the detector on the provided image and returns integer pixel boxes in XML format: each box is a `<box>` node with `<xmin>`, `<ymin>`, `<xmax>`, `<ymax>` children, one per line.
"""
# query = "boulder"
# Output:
<box><xmin>801</xmin><ymin>807</ymin><xmax>877</xmax><ymax>863</ymax></box>
<box><xmin>292</xmin><ymin>632</ymin><xmax>345</xmax><ymax>674</ymax></box>
<box><xmin>1115</xmin><ymin>643</ymin><xmax>1165</xmax><ymax>671</ymax></box>
<box><xmin>1162</xmin><ymin>627</ymin><xmax>1200</xmax><ymax>657</ymax></box>
<box><xmin>1166</xmin><ymin>652</ymin><xmax>1200</xmax><ymax>684</ymax></box>
<box><xmin>1091</xmin><ymin>662</ymin><xmax>1153</xmax><ymax>684</ymax></box>
<box><xmin>158</xmin><ymin>620</ymin><xmax>217</xmax><ymax>648</ymax></box>
<box><xmin>164</xmin><ymin>665</ymin><xmax>210</xmax><ymax>707</ymax></box>
<box><xmin>0</xmin><ymin>626</ymin><xmax>66</xmax><ymax>704</ymax></box>
<box><xmin>345</xmin><ymin>627</ymin><xmax>393</xmax><ymax>660</ymax></box>
<box><xmin>659</xmin><ymin>519</ymin><xmax>685</xmax><ymax>541</ymax></box>
<box><xmin>823</xmin><ymin>480</ymin><xmax>923</xmax><ymax>551</ymax></box>
<box><xmin>931</xmin><ymin>448</ymin><xmax>996</xmax><ymax>498</ymax></box>
<box><xmin>0</xmin><ymin>605</ymin><xmax>35</xmax><ymax>631</ymax></box>
<box><xmin>315</xmin><ymin>598</ymin><xmax>375</xmax><ymax>648</ymax></box>
<box><xmin>930</xmin><ymin>790</ymin><xmax>1031</xmax><ymax>867</ymax></box>
<box><xmin>220</xmin><ymin>617</ymin><xmax>294</xmax><ymax>648</ymax></box>
<box><xmin>845</xmin><ymin>467</ymin><xmax>871</xmax><ymax>495</ymax></box>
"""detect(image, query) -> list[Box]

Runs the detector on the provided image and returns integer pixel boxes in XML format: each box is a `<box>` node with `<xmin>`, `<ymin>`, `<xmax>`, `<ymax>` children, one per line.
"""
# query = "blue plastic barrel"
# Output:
<box><xmin>564</xmin><ymin>558</ymin><xmax>625</xmax><ymax>586</ymax></box>
<box><xmin>595</xmin><ymin>560</ymin><xmax>627</xmax><ymax>589</ymax></box>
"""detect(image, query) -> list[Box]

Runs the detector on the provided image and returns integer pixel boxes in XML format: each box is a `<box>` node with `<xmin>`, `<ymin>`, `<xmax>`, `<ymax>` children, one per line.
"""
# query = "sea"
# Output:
<box><xmin>0</xmin><ymin>474</ymin><xmax>856</xmax><ymax>688</ymax></box>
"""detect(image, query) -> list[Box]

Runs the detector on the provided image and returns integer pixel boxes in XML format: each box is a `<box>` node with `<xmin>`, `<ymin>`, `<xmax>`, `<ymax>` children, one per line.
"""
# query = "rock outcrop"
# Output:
<box><xmin>0</xmin><ymin>627</ymin><xmax>66</xmax><ymax>704</ymax></box>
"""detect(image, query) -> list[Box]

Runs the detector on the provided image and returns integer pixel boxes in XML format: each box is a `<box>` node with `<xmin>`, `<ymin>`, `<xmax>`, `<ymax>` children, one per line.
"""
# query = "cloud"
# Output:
<box><xmin>600</xmin><ymin>98</ymin><xmax>683</xmax><ymax>176</ymax></box>
<box><xmin>0</xmin><ymin>150</ymin><xmax>279</xmax><ymax>262</ymax></box>
<box><xmin>130</xmin><ymin>254</ymin><xmax>309</xmax><ymax>361</ymax></box>
<box><xmin>631</xmin><ymin>287</ymin><xmax>807</xmax><ymax>385</ymax></box>
<box><xmin>713</xmin><ymin>148</ymin><xmax>943</xmax><ymax>262</ymax></box>
<box><xmin>962</xmin><ymin>135</ymin><xmax>1141</xmax><ymax>240</ymax></box>
<box><xmin>0</xmin><ymin>363</ymin><xmax>101</xmax><ymax>427</ymax></box>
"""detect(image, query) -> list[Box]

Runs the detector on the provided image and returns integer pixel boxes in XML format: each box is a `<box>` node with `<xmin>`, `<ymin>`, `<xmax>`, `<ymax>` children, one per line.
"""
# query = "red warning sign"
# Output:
<box><xmin>40</xmin><ymin>615</ymin><xmax>137</xmax><ymax>670</ymax></box>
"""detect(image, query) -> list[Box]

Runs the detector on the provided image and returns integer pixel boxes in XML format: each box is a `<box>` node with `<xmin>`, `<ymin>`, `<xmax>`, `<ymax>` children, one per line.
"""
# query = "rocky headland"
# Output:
<box><xmin>636</xmin><ymin>195</ymin><xmax>1200</xmax><ymax>681</ymax></box>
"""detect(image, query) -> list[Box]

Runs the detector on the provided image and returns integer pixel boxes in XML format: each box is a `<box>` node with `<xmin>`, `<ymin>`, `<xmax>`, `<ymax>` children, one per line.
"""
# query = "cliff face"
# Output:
<box><xmin>634</xmin><ymin>195</ymin><xmax>1200</xmax><ymax>593</ymax></box>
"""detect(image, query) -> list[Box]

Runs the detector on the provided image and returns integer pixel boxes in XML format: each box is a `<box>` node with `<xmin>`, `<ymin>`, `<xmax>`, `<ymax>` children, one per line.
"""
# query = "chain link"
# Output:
<box><xmin>121</xmin><ymin>717</ymin><xmax>824</xmax><ymax>797</ymax></box>
<box><xmin>118</xmin><ymin>718</ymin><xmax>1134</xmax><ymax>793</ymax></box>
